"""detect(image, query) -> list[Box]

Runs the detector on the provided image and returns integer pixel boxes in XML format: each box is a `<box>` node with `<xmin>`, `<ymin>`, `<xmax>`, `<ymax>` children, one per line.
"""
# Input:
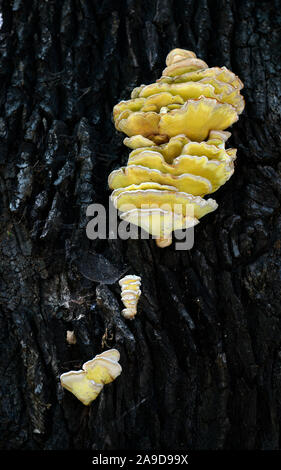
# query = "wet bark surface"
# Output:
<box><xmin>1</xmin><ymin>0</ymin><xmax>281</xmax><ymax>450</ymax></box>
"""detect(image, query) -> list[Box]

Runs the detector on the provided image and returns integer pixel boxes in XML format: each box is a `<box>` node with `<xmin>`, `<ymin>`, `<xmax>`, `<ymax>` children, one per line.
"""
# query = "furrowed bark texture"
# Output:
<box><xmin>1</xmin><ymin>0</ymin><xmax>281</xmax><ymax>450</ymax></box>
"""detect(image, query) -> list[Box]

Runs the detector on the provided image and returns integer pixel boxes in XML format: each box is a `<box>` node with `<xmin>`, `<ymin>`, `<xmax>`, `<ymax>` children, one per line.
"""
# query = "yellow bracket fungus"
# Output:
<box><xmin>120</xmin><ymin>208</ymin><xmax>199</xmax><ymax>248</ymax></box>
<box><xmin>114</xmin><ymin>96</ymin><xmax>238</xmax><ymax>142</ymax></box>
<box><xmin>112</xmin><ymin>189</ymin><xmax>217</xmax><ymax>218</ymax></box>
<box><xmin>109</xmin><ymin>165</ymin><xmax>213</xmax><ymax>196</ymax></box>
<box><xmin>119</xmin><ymin>275</ymin><xmax>141</xmax><ymax>319</ymax></box>
<box><xmin>108</xmin><ymin>48</ymin><xmax>244</xmax><ymax>247</ymax></box>
<box><xmin>60</xmin><ymin>349</ymin><xmax>122</xmax><ymax>406</ymax></box>
<box><xmin>113</xmin><ymin>49</ymin><xmax>244</xmax><ymax>142</ymax></box>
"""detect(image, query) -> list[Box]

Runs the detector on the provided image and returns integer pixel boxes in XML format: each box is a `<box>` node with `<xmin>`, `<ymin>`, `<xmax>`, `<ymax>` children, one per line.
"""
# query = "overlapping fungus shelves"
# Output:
<box><xmin>109</xmin><ymin>48</ymin><xmax>244</xmax><ymax>247</ymax></box>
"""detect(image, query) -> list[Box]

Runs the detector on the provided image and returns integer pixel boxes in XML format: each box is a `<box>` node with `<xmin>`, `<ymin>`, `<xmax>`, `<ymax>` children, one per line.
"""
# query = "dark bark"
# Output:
<box><xmin>0</xmin><ymin>0</ymin><xmax>281</xmax><ymax>450</ymax></box>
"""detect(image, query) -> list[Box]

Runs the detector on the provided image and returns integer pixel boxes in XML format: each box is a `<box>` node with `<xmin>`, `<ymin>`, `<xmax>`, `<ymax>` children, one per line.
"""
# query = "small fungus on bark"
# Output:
<box><xmin>119</xmin><ymin>275</ymin><xmax>141</xmax><ymax>319</ymax></box>
<box><xmin>60</xmin><ymin>349</ymin><xmax>122</xmax><ymax>406</ymax></box>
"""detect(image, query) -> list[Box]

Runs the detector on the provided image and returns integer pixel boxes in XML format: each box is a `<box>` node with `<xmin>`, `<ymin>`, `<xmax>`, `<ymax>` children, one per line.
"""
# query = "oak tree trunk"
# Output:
<box><xmin>1</xmin><ymin>0</ymin><xmax>281</xmax><ymax>450</ymax></box>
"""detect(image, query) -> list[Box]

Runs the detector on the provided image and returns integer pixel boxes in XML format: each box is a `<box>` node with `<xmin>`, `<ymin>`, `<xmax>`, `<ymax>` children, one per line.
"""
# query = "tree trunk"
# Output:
<box><xmin>1</xmin><ymin>0</ymin><xmax>281</xmax><ymax>450</ymax></box>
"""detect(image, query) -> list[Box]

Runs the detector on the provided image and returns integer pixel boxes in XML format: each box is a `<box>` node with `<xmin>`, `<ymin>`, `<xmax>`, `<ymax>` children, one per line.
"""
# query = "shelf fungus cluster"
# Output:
<box><xmin>109</xmin><ymin>48</ymin><xmax>244</xmax><ymax>247</ymax></box>
<box><xmin>60</xmin><ymin>349</ymin><xmax>122</xmax><ymax>406</ymax></box>
<box><xmin>119</xmin><ymin>275</ymin><xmax>141</xmax><ymax>319</ymax></box>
